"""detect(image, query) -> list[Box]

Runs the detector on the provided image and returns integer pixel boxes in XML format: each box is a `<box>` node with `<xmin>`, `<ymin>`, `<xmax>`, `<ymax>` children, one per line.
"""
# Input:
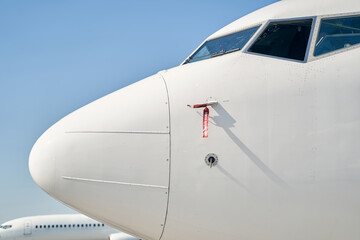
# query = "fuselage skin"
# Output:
<box><xmin>29</xmin><ymin>0</ymin><xmax>360</xmax><ymax>240</ymax></box>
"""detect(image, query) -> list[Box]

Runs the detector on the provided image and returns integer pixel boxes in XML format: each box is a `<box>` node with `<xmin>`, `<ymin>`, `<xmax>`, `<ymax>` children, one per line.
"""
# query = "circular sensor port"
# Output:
<box><xmin>205</xmin><ymin>153</ymin><xmax>218</xmax><ymax>168</ymax></box>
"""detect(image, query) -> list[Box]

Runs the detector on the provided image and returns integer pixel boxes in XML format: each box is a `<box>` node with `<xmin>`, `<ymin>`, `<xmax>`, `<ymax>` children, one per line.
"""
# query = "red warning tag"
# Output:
<box><xmin>188</xmin><ymin>101</ymin><xmax>217</xmax><ymax>138</ymax></box>
<box><xmin>203</xmin><ymin>107</ymin><xmax>209</xmax><ymax>138</ymax></box>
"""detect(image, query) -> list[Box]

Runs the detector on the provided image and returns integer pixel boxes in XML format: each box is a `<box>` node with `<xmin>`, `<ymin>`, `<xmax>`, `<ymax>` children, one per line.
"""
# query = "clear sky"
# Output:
<box><xmin>0</xmin><ymin>0</ymin><xmax>277</xmax><ymax>223</ymax></box>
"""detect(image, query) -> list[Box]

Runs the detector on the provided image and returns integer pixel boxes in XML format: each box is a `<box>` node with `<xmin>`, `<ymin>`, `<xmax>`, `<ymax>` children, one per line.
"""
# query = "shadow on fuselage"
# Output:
<box><xmin>210</xmin><ymin>103</ymin><xmax>289</xmax><ymax>189</ymax></box>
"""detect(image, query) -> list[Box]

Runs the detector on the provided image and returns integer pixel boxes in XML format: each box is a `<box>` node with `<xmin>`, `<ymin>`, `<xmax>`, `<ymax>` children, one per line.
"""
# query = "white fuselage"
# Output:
<box><xmin>0</xmin><ymin>215</ymin><xmax>134</xmax><ymax>240</ymax></box>
<box><xmin>29</xmin><ymin>0</ymin><xmax>360</xmax><ymax>240</ymax></box>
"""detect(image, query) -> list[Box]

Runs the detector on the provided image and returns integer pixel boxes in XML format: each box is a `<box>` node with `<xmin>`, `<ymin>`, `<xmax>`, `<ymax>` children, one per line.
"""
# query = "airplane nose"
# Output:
<box><xmin>29</xmin><ymin>124</ymin><xmax>57</xmax><ymax>193</ymax></box>
<box><xmin>29</xmin><ymin>74</ymin><xmax>170</xmax><ymax>240</ymax></box>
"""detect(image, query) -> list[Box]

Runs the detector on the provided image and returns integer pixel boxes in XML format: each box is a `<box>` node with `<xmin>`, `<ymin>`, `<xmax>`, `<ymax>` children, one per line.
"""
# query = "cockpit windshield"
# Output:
<box><xmin>314</xmin><ymin>15</ymin><xmax>360</xmax><ymax>56</ymax></box>
<box><xmin>184</xmin><ymin>26</ymin><xmax>260</xmax><ymax>64</ymax></box>
<box><xmin>0</xmin><ymin>225</ymin><xmax>12</xmax><ymax>230</ymax></box>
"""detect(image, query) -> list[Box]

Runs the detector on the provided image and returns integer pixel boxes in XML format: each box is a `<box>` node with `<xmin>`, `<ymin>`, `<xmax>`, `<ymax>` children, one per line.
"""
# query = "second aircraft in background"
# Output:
<box><xmin>0</xmin><ymin>214</ymin><xmax>139</xmax><ymax>240</ymax></box>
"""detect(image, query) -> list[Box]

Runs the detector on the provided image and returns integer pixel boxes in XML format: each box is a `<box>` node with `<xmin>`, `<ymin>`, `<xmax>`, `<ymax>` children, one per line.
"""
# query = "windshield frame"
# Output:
<box><xmin>182</xmin><ymin>24</ymin><xmax>263</xmax><ymax>65</ymax></box>
<box><xmin>313</xmin><ymin>13</ymin><xmax>360</xmax><ymax>58</ymax></box>
<box><xmin>244</xmin><ymin>16</ymin><xmax>317</xmax><ymax>63</ymax></box>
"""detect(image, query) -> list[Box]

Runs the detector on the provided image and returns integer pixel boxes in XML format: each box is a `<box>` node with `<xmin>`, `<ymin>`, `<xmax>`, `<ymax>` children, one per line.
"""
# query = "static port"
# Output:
<box><xmin>205</xmin><ymin>153</ymin><xmax>218</xmax><ymax>168</ymax></box>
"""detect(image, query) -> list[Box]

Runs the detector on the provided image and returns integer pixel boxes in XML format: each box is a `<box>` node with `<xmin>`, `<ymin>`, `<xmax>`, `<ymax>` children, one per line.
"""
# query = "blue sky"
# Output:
<box><xmin>0</xmin><ymin>0</ymin><xmax>277</xmax><ymax>223</ymax></box>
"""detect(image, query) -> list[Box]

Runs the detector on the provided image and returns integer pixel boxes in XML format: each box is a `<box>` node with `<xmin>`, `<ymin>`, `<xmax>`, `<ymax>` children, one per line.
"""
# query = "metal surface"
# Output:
<box><xmin>29</xmin><ymin>0</ymin><xmax>360</xmax><ymax>240</ymax></box>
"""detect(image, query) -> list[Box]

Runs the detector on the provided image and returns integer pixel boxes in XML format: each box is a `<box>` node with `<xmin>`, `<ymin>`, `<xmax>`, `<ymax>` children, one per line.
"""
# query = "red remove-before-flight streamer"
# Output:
<box><xmin>187</xmin><ymin>103</ymin><xmax>213</xmax><ymax>138</ymax></box>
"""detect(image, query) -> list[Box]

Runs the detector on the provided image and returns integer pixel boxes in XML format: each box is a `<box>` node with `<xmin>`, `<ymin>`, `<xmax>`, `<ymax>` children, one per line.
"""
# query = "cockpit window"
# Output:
<box><xmin>248</xmin><ymin>19</ymin><xmax>313</xmax><ymax>61</ymax></box>
<box><xmin>314</xmin><ymin>15</ymin><xmax>360</xmax><ymax>56</ymax></box>
<box><xmin>184</xmin><ymin>26</ymin><xmax>260</xmax><ymax>64</ymax></box>
<box><xmin>0</xmin><ymin>225</ymin><xmax>12</xmax><ymax>230</ymax></box>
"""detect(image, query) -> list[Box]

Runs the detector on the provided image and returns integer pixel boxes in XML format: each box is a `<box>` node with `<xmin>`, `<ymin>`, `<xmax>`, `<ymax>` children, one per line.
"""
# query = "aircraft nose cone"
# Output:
<box><xmin>29</xmin><ymin>74</ymin><xmax>170</xmax><ymax>240</ymax></box>
<box><xmin>29</xmin><ymin>126</ymin><xmax>57</xmax><ymax>193</ymax></box>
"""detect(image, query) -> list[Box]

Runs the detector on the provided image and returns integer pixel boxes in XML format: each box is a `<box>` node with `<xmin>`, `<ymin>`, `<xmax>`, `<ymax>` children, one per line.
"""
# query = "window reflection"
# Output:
<box><xmin>248</xmin><ymin>19</ymin><xmax>313</xmax><ymax>61</ymax></box>
<box><xmin>0</xmin><ymin>225</ymin><xmax>12</xmax><ymax>230</ymax></box>
<box><xmin>185</xmin><ymin>26</ymin><xmax>260</xmax><ymax>64</ymax></box>
<box><xmin>315</xmin><ymin>15</ymin><xmax>360</xmax><ymax>56</ymax></box>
